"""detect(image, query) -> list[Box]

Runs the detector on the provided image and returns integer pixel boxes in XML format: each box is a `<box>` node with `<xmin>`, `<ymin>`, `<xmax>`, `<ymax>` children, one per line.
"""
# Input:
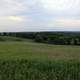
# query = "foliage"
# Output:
<box><xmin>0</xmin><ymin>59</ymin><xmax>79</xmax><ymax>80</ymax></box>
<box><xmin>34</xmin><ymin>34</ymin><xmax>44</xmax><ymax>42</ymax></box>
<box><xmin>1</xmin><ymin>32</ymin><xmax>80</xmax><ymax>45</ymax></box>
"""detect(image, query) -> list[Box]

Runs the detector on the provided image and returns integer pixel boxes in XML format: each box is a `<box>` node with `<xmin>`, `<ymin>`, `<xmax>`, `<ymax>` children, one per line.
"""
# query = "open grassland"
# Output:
<box><xmin>0</xmin><ymin>41</ymin><xmax>80</xmax><ymax>60</ymax></box>
<box><xmin>0</xmin><ymin>38</ymin><xmax>80</xmax><ymax>80</ymax></box>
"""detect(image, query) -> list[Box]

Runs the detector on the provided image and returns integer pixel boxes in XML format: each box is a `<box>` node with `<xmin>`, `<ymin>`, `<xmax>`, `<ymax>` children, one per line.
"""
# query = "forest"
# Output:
<box><xmin>1</xmin><ymin>31</ymin><xmax>80</xmax><ymax>45</ymax></box>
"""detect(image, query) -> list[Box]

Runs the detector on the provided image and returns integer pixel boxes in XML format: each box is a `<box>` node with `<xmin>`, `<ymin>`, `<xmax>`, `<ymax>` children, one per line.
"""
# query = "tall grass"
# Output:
<box><xmin>0</xmin><ymin>59</ymin><xmax>79</xmax><ymax>80</ymax></box>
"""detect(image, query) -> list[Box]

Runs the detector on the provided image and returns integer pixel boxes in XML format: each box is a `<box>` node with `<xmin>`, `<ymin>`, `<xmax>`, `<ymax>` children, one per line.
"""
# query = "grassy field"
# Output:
<box><xmin>0</xmin><ymin>41</ymin><xmax>80</xmax><ymax>60</ymax></box>
<box><xmin>0</xmin><ymin>37</ymin><xmax>80</xmax><ymax>80</ymax></box>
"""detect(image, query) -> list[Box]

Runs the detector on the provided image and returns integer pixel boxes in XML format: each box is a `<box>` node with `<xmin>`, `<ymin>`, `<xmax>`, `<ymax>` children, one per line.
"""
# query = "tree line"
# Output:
<box><xmin>1</xmin><ymin>32</ymin><xmax>80</xmax><ymax>45</ymax></box>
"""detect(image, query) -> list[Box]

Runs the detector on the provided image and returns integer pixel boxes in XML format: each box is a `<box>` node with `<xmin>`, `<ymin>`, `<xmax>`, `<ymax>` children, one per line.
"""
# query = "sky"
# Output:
<box><xmin>0</xmin><ymin>0</ymin><xmax>80</xmax><ymax>32</ymax></box>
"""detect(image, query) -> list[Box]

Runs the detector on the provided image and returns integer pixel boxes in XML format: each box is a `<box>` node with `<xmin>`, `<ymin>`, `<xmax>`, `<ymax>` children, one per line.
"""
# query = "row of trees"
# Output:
<box><xmin>34</xmin><ymin>32</ymin><xmax>80</xmax><ymax>45</ymax></box>
<box><xmin>0</xmin><ymin>32</ymin><xmax>35</xmax><ymax>39</ymax></box>
<box><xmin>1</xmin><ymin>32</ymin><xmax>80</xmax><ymax>45</ymax></box>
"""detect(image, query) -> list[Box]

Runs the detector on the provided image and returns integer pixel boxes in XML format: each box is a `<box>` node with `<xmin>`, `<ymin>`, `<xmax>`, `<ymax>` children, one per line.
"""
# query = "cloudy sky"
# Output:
<box><xmin>0</xmin><ymin>0</ymin><xmax>80</xmax><ymax>32</ymax></box>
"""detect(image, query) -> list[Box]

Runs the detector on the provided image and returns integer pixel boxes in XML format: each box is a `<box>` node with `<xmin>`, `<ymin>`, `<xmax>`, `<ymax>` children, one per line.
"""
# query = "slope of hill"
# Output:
<box><xmin>0</xmin><ymin>36</ymin><xmax>33</xmax><ymax>42</ymax></box>
<box><xmin>0</xmin><ymin>38</ymin><xmax>79</xmax><ymax>60</ymax></box>
<box><xmin>0</xmin><ymin>36</ymin><xmax>79</xmax><ymax>80</ymax></box>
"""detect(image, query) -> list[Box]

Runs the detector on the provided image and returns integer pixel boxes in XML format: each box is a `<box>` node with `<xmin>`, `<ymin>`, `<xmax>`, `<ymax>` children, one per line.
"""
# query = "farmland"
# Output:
<box><xmin>0</xmin><ymin>36</ymin><xmax>80</xmax><ymax>80</ymax></box>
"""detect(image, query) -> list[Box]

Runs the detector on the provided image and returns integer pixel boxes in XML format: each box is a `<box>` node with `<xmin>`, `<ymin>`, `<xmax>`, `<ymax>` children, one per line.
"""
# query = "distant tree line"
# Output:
<box><xmin>34</xmin><ymin>32</ymin><xmax>80</xmax><ymax>45</ymax></box>
<box><xmin>1</xmin><ymin>32</ymin><xmax>80</xmax><ymax>45</ymax></box>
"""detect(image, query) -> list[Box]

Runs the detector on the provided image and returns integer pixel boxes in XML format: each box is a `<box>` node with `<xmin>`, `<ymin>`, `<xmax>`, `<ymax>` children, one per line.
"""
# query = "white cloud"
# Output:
<box><xmin>0</xmin><ymin>16</ymin><xmax>32</xmax><ymax>32</ymax></box>
<box><xmin>0</xmin><ymin>0</ymin><xmax>80</xmax><ymax>15</ymax></box>
<box><xmin>0</xmin><ymin>0</ymin><xmax>31</xmax><ymax>16</ymax></box>
<box><xmin>40</xmin><ymin>0</ymin><xmax>80</xmax><ymax>12</ymax></box>
<box><xmin>55</xmin><ymin>18</ymin><xmax>80</xmax><ymax>27</ymax></box>
<box><xmin>0</xmin><ymin>0</ymin><xmax>80</xmax><ymax>31</ymax></box>
<box><xmin>8</xmin><ymin>16</ymin><xmax>24</xmax><ymax>21</ymax></box>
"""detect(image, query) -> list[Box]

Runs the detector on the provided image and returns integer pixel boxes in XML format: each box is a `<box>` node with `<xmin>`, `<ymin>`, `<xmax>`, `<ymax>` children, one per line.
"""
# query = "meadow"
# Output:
<box><xmin>0</xmin><ymin>41</ymin><xmax>80</xmax><ymax>60</ymax></box>
<box><xmin>0</xmin><ymin>36</ymin><xmax>80</xmax><ymax>80</ymax></box>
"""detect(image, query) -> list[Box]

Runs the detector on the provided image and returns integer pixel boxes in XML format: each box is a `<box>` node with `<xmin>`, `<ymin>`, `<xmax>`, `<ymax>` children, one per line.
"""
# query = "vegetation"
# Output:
<box><xmin>0</xmin><ymin>36</ymin><xmax>32</xmax><ymax>41</ymax></box>
<box><xmin>1</xmin><ymin>32</ymin><xmax>80</xmax><ymax>45</ymax></box>
<box><xmin>0</xmin><ymin>60</ymin><xmax>79</xmax><ymax>80</ymax></box>
<box><xmin>0</xmin><ymin>41</ymin><xmax>79</xmax><ymax>79</ymax></box>
<box><xmin>0</xmin><ymin>32</ymin><xmax>80</xmax><ymax>80</ymax></box>
<box><xmin>0</xmin><ymin>41</ymin><xmax>80</xmax><ymax>60</ymax></box>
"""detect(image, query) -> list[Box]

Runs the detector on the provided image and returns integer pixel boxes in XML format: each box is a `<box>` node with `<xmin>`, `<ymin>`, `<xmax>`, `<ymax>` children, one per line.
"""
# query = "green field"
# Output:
<box><xmin>0</xmin><ymin>41</ymin><xmax>80</xmax><ymax>60</ymax></box>
<box><xmin>0</xmin><ymin>37</ymin><xmax>80</xmax><ymax>80</ymax></box>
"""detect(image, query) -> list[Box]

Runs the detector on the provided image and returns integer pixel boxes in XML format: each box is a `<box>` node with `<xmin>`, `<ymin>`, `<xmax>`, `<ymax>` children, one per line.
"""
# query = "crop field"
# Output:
<box><xmin>0</xmin><ymin>40</ymin><xmax>80</xmax><ymax>80</ymax></box>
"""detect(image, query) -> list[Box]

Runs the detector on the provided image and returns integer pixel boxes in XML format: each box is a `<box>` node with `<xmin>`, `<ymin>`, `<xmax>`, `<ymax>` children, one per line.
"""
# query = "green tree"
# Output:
<box><xmin>35</xmin><ymin>34</ymin><xmax>44</xmax><ymax>42</ymax></box>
